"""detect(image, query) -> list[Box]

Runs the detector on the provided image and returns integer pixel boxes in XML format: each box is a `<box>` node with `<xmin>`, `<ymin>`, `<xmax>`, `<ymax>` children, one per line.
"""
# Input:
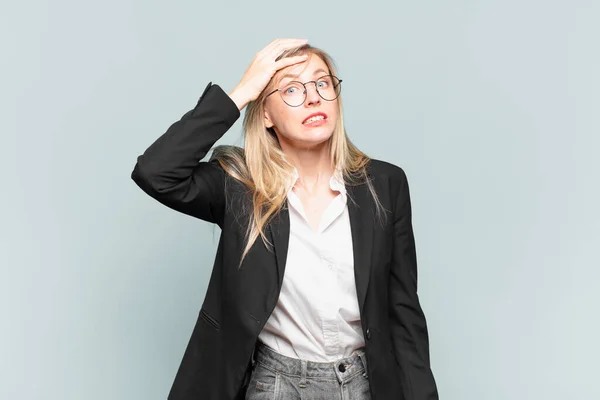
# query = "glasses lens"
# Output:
<box><xmin>316</xmin><ymin>75</ymin><xmax>341</xmax><ymax>101</ymax></box>
<box><xmin>278</xmin><ymin>75</ymin><xmax>342</xmax><ymax>106</ymax></box>
<box><xmin>280</xmin><ymin>82</ymin><xmax>306</xmax><ymax>107</ymax></box>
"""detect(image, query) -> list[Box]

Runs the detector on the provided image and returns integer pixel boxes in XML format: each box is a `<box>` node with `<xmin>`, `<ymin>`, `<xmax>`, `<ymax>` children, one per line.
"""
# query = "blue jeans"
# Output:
<box><xmin>245</xmin><ymin>341</ymin><xmax>372</xmax><ymax>400</ymax></box>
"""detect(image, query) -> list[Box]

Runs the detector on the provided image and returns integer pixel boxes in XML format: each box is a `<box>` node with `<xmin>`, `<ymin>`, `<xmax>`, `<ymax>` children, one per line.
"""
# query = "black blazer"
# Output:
<box><xmin>131</xmin><ymin>82</ymin><xmax>439</xmax><ymax>400</ymax></box>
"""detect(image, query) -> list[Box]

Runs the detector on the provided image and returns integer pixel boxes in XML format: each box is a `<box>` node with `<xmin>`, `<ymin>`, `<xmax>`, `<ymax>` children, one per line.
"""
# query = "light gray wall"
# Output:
<box><xmin>2</xmin><ymin>0</ymin><xmax>598</xmax><ymax>399</ymax></box>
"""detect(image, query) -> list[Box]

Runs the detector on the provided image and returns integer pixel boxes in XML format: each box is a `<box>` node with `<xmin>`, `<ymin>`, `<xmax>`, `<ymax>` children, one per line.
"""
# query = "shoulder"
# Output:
<box><xmin>366</xmin><ymin>159</ymin><xmax>414</xmax><ymax>215</ymax></box>
<box><xmin>366</xmin><ymin>158</ymin><xmax>410</xmax><ymax>189</ymax></box>
<box><xmin>365</xmin><ymin>159</ymin><xmax>413</xmax><ymax>209</ymax></box>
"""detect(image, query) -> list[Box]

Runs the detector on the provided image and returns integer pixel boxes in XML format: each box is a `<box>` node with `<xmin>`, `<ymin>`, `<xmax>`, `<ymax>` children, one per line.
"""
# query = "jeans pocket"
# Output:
<box><xmin>245</xmin><ymin>364</ymin><xmax>280</xmax><ymax>400</ymax></box>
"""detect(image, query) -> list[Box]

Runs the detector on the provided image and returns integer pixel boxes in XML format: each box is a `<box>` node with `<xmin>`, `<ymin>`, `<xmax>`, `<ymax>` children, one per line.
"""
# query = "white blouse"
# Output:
<box><xmin>257</xmin><ymin>168</ymin><xmax>366</xmax><ymax>362</ymax></box>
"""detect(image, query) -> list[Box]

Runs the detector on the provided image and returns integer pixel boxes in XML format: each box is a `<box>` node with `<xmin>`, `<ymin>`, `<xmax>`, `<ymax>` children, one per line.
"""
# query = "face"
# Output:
<box><xmin>263</xmin><ymin>54</ymin><xmax>339</xmax><ymax>149</ymax></box>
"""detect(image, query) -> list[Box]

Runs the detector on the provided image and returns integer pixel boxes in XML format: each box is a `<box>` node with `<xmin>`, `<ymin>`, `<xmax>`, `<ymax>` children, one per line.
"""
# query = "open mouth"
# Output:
<box><xmin>302</xmin><ymin>113</ymin><xmax>328</xmax><ymax>125</ymax></box>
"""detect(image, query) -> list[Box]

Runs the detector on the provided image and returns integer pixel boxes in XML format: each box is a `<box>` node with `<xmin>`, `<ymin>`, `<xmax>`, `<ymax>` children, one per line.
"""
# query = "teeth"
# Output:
<box><xmin>304</xmin><ymin>115</ymin><xmax>325</xmax><ymax>124</ymax></box>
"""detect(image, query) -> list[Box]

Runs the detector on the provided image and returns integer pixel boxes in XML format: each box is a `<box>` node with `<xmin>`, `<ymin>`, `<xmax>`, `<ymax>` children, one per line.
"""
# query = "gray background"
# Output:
<box><xmin>2</xmin><ymin>0</ymin><xmax>598</xmax><ymax>399</ymax></box>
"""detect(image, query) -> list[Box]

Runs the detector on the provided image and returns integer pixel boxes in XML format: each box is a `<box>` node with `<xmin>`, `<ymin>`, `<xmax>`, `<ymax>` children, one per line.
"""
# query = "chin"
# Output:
<box><xmin>295</xmin><ymin>129</ymin><xmax>334</xmax><ymax>148</ymax></box>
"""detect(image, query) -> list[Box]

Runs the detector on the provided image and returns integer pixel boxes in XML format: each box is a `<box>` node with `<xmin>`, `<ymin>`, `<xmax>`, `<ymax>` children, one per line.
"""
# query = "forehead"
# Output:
<box><xmin>274</xmin><ymin>54</ymin><xmax>330</xmax><ymax>84</ymax></box>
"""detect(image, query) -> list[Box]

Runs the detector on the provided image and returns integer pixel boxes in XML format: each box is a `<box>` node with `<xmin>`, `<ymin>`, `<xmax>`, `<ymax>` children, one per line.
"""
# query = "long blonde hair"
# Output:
<box><xmin>211</xmin><ymin>44</ymin><xmax>385</xmax><ymax>267</ymax></box>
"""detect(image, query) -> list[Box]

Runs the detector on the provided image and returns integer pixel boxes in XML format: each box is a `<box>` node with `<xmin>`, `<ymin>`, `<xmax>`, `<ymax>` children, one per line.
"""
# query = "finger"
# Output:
<box><xmin>273</xmin><ymin>38</ymin><xmax>308</xmax><ymax>51</ymax></box>
<box><xmin>261</xmin><ymin>38</ymin><xmax>306</xmax><ymax>55</ymax></box>
<box><xmin>275</xmin><ymin>54</ymin><xmax>308</xmax><ymax>67</ymax></box>
<box><xmin>273</xmin><ymin>55</ymin><xmax>309</xmax><ymax>72</ymax></box>
<box><xmin>264</xmin><ymin>38</ymin><xmax>308</xmax><ymax>58</ymax></box>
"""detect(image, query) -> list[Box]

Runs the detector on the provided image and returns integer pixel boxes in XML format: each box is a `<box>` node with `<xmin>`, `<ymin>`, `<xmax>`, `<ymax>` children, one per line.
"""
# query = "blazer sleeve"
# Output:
<box><xmin>389</xmin><ymin>167</ymin><xmax>439</xmax><ymax>400</ymax></box>
<box><xmin>131</xmin><ymin>82</ymin><xmax>240</xmax><ymax>227</ymax></box>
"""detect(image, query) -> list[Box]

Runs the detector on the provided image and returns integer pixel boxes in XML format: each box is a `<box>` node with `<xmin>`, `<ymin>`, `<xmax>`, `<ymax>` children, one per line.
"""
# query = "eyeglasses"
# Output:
<box><xmin>265</xmin><ymin>75</ymin><xmax>342</xmax><ymax>107</ymax></box>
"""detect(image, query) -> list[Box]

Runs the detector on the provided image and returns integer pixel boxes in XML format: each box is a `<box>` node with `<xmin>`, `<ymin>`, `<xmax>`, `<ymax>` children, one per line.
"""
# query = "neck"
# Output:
<box><xmin>279</xmin><ymin>139</ymin><xmax>335</xmax><ymax>193</ymax></box>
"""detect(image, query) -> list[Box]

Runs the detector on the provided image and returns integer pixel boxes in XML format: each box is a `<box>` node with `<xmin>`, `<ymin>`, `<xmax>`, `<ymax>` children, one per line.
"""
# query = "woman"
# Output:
<box><xmin>131</xmin><ymin>38</ymin><xmax>439</xmax><ymax>400</ymax></box>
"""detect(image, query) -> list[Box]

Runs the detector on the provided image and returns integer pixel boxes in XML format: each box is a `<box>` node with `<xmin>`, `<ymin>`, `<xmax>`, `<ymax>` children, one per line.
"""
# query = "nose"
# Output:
<box><xmin>304</xmin><ymin>82</ymin><xmax>321</xmax><ymax>106</ymax></box>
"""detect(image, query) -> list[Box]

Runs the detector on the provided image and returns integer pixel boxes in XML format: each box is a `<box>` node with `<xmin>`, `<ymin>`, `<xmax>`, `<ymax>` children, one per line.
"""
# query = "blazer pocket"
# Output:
<box><xmin>199</xmin><ymin>308</ymin><xmax>220</xmax><ymax>331</ymax></box>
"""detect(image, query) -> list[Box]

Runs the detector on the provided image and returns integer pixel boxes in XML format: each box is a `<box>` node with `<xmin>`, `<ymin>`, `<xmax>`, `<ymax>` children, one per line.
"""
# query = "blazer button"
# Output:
<box><xmin>366</xmin><ymin>328</ymin><xmax>371</xmax><ymax>340</ymax></box>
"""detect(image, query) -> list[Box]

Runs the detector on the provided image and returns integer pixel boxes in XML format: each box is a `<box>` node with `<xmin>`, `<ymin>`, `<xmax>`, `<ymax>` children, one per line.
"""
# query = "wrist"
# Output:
<box><xmin>228</xmin><ymin>87</ymin><xmax>250</xmax><ymax>111</ymax></box>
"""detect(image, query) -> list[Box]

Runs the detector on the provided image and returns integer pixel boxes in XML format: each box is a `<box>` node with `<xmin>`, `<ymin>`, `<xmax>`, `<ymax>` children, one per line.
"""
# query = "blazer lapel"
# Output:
<box><xmin>268</xmin><ymin>201</ymin><xmax>290</xmax><ymax>289</ymax></box>
<box><xmin>267</xmin><ymin>179</ymin><xmax>375</xmax><ymax>315</ymax></box>
<box><xmin>346</xmin><ymin>179</ymin><xmax>375</xmax><ymax>314</ymax></box>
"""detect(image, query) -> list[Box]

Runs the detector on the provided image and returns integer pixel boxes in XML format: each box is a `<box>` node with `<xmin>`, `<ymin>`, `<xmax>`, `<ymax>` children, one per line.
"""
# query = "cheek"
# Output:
<box><xmin>274</xmin><ymin>111</ymin><xmax>301</xmax><ymax>131</ymax></box>
<box><xmin>268</xmin><ymin>105</ymin><xmax>294</xmax><ymax>126</ymax></box>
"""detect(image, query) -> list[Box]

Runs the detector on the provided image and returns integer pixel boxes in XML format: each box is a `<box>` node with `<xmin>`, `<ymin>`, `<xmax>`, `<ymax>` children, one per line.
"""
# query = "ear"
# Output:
<box><xmin>264</xmin><ymin>109</ymin><xmax>274</xmax><ymax>129</ymax></box>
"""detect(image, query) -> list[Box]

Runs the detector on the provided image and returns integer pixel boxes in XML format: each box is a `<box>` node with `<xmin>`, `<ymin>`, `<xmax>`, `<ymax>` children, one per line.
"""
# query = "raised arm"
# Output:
<box><xmin>131</xmin><ymin>38</ymin><xmax>310</xmax><ymax>226</ymax></box>
<box><xmin>131</xmin><ymin>82</ymin><xmax>240</xmax><ymax>226</ymax></box>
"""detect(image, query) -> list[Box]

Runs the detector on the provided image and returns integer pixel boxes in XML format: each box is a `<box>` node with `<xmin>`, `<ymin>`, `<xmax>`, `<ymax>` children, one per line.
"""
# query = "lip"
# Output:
<box><xmin>302</xmin><ymin>112</ymin><xmax>328</xmax><ymax>125</ymax></box>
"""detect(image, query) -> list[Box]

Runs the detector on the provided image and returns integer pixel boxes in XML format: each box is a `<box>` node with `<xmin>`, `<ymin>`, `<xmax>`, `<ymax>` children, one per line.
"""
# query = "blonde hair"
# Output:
<box><xmin>211</xmin><ymin>44</ymin><xmax>385</xmax><ymax>267</ymax></box>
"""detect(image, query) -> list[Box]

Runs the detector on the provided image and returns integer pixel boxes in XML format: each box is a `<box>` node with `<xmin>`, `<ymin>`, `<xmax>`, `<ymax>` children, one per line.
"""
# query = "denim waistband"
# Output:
<box><xmin>253</xmin><ymin>341</ymin><xmax>368</xmax><ymax>382</ymax></box>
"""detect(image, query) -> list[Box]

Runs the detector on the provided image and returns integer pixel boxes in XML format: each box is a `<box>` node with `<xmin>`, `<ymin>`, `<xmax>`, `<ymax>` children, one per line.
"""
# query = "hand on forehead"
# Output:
<box><xmin>275</xmin><ymin>54</ymin><xmax>329</xmax><ymax>84</ymax></box>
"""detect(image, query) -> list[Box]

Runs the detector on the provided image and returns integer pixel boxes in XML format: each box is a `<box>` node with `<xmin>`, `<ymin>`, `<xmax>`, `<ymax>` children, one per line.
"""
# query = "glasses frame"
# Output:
<box><xmin>265</xmin><ymin>74</ymin><xmax>343</xmax><ymax>107</ymax></box>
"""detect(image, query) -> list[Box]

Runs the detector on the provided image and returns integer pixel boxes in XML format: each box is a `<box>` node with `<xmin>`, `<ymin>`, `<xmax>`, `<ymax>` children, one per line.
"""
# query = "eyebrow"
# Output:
<box><xmin>279</xmin><ymin>68</ymin><xmax>329</xmax><ymax>83</ymax></box>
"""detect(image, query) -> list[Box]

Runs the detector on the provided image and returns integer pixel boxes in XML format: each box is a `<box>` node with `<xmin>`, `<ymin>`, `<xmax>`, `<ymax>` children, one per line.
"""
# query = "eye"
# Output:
<box><xmin>317</xmin><ymin>78</ymin><xmax>330</xmax><ymax>88</ymax></box>
<box><xmin>283</xmin><ymin>82</ymin><xmax>303</xmax><ymax>95</ymax></box>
